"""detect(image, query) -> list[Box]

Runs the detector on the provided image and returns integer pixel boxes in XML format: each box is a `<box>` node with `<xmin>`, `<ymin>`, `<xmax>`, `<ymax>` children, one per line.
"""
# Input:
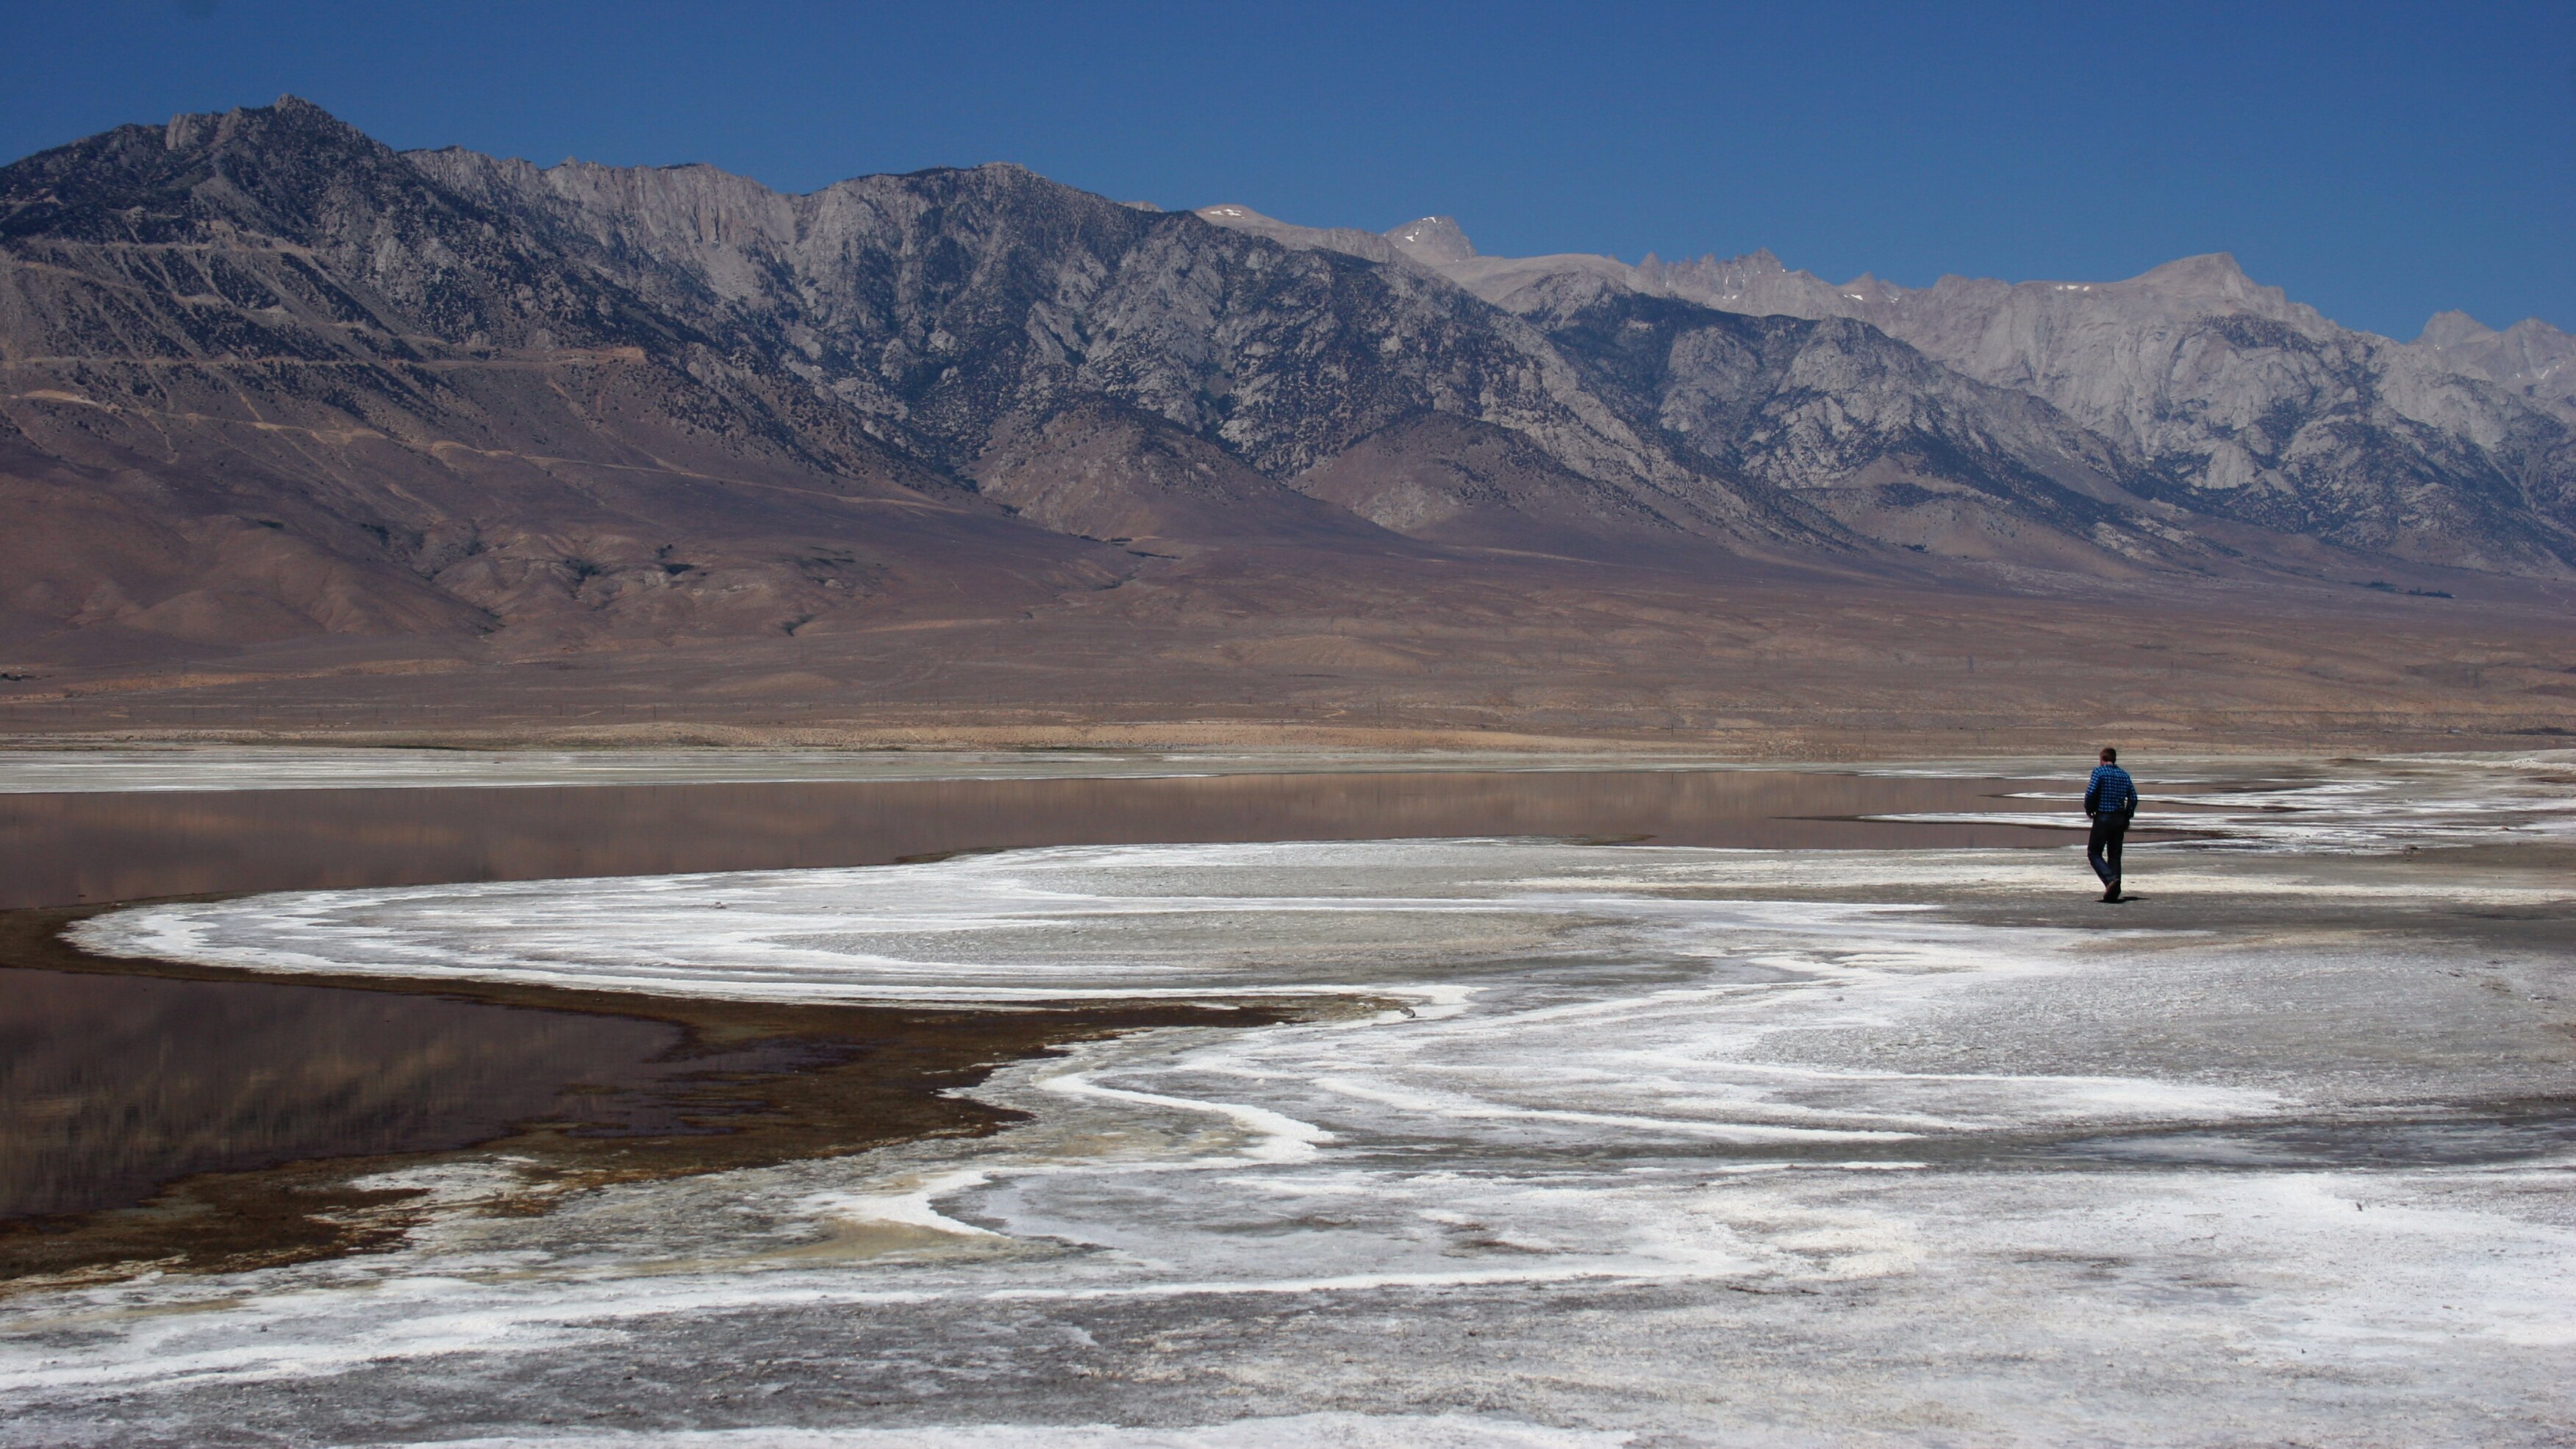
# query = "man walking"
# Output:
<box><xmin>2083</xmin><ymin>747</ymin><xmax>2137</xmax><ymax>903</ymax></box>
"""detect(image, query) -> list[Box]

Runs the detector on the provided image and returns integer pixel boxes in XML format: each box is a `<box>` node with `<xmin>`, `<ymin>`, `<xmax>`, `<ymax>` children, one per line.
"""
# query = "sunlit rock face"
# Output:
<box><xmin>1425</xmin><ymin>242</ymin><xmax>2576</xmax><ymax>573</ymax></box>
<box><xmin>2417</xmin><ymin>310</ymin><xmax>2576</xmax><ymax>418</ymax></box>
<box><xmin>16</xmin><ymin>756</ymin><xmax>2575</xmax><ymax>1446</ymax></box>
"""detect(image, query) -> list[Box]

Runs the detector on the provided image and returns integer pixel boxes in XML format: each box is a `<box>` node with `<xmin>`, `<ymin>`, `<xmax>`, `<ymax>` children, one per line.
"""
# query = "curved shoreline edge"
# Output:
<box><xmin>0</xmin><ymin>901</ymin><xmax>1312</xmax><ymax>1292</ymax></box>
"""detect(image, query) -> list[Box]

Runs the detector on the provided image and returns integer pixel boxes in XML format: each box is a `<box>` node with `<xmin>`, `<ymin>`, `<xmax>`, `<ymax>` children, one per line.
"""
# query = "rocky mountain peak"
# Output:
<box><xmin>2417</xmin><ymin>310</ymin><xmax>2498</xmax><ymax>348</ymax></box>
<box><xmin>2405</xmin><ymin>310</ymin><xmax>2576</xmax><ymax>418</ymax></box>
<box><xmin>1834</xmin><ymin>272</ymin><xmax>1908</xmax><ymax>304</ymax></box>
<box><xmin>1385</xmin><ymin>215</ymin><xmax>1474</xmax><ymax>264</ymax></box>
<box><xmin>158</xmin><ymin>94</ymin><xmax>362</xmax><ymax>156</ymax></box>
<box><xmin>4</xmin><ymin>92</ymin><xmax>440</xmax><ymax>250</ymax></box>
<box><xmin>2128</xmin><ymin>252</ymin><xmax>2265</xmax><ymax>306</ymax></box>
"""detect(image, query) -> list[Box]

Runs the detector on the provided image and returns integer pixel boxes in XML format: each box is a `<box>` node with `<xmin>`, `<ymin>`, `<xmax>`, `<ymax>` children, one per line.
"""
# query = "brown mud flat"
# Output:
<box><xmin>0</xmin><ymin>903</ymin><xmax>1309</xmax><ymax>1294</ymax></box>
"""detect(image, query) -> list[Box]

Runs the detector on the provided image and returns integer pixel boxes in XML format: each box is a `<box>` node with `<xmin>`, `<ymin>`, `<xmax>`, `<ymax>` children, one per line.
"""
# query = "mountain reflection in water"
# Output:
<box><xmin>0</xmin><ymin>967</ymin><xmax>678</xmax><ymax>1219</ymax></box>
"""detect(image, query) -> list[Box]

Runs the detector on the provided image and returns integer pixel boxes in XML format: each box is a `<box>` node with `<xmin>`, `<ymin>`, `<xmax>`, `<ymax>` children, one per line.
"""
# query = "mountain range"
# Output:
<box><xmin>1226</xmin><ymin>205</ymin><xmax>2576</xmax><ymax>574</ymax></box>
<box><xmin>0</xmin><ymin>97</ymin><xmax>2566</xmax><ymax>741</ymax></box>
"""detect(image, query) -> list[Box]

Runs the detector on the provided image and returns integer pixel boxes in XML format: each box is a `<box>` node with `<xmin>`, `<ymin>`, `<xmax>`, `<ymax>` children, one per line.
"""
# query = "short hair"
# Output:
<box><xmin>2100</xmin><ymin>746</ymin><xmax>2118</xmax><ymax>762</ymax></box>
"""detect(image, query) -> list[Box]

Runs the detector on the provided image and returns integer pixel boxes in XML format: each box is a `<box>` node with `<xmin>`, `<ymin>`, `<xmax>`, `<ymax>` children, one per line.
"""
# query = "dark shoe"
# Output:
<box><xmin>2100</xmin><ymin>888</ymin><xmax>2121</xmax><ymax>904</ymax></box>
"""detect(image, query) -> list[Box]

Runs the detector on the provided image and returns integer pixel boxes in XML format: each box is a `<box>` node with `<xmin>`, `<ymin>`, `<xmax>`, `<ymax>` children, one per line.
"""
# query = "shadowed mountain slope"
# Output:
<box><xmin>0</xmin><ymin>99</ymin><xmax>1159</xmax><ymax>661</ymax></box>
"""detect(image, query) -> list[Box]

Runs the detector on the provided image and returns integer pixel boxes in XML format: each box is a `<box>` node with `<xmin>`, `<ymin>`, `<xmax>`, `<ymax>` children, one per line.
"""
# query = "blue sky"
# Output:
<box><xmin>4</xmin><ymin>1</ymin><xmax>2570</xmax><ymax>339</ymax></box>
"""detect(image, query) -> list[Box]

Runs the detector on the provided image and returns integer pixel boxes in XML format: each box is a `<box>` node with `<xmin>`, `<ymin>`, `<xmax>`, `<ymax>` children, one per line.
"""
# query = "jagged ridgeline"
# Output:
<box><xmin>1</xmin><ymin>97</ymin><xmax>2570</xmax><ymax>659</ymax></box>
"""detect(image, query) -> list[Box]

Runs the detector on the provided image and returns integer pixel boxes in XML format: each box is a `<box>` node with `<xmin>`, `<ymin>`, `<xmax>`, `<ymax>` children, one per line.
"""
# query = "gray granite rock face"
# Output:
<box><xmin>1422</xmin><ymin>243</ymin><xmax>2576</xmax><ymax>572</ymax></box>
<box><xmin>401</xmin><ymin>146</ymin><xmax>1807</xmax><ymax>542</ymax></box>
<box><xmin>2415</xmin><ymin>310</ymin><xmax>2576</xmax><ymax>420</ymax></box>
<box><xmin>1537</xmin><ymin>293</ymin><xmax>2186</xmax><ymax>568</ymax></box>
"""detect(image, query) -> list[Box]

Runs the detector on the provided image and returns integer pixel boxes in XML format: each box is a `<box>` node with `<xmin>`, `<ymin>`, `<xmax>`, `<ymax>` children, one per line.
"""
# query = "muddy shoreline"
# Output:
<box><xmin>0</xmin><ymin>901</ymin><xmax>1312</xmax><ymax>1292</ymax></box>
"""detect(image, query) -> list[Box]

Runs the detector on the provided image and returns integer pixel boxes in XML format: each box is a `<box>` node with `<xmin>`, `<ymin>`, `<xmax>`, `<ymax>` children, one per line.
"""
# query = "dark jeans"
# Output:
<box><xmin>2087</xmin><ymin>819</ymin><xmax>2127</xmax><ymax>890</ymax></box>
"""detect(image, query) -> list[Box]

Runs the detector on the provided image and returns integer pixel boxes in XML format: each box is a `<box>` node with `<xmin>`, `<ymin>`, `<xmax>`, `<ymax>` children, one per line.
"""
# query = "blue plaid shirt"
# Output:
<box><xmin>2084</xmin><ymin>764</ymin><xmax>2136</xmax><ymax>823</ymax></box>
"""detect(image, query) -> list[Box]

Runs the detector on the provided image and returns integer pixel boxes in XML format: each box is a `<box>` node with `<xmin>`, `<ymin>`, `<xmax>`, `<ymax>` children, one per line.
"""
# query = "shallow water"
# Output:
<box><xmin>0</xmin><ymin>767</ymin><xmax>2078</xmax><ymax>911</ymax></box>
<box><xmin>8</xmin><ymin>753</ymin><xmax>2575</xmax><ymax>1448</ymax></box>
<box><xmin>0</xmin><ymin>968</ymin><xmax>678</xmax><ymax>1219</ymax></box>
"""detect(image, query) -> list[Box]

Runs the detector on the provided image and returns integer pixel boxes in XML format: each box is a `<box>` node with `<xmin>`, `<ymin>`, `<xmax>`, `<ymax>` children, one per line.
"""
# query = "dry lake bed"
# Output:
<box><xmin>1</xmin><ymin>748</ymin><xmax>2569</xmax><ymax>1448</ymax></box>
